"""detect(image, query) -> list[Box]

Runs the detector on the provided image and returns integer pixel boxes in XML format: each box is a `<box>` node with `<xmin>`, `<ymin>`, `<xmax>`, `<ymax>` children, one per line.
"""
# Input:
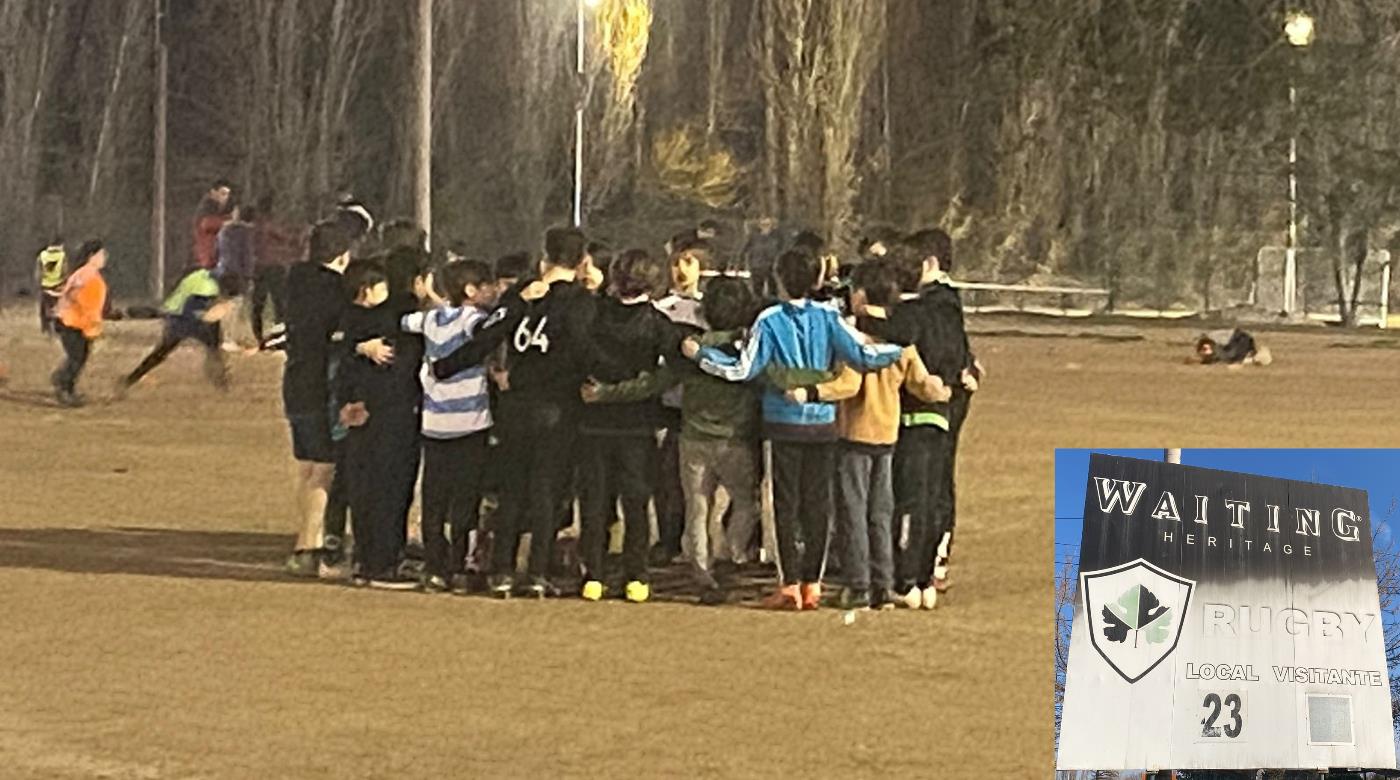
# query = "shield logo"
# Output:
<box><xmin>1080</xmin><ymin>558</ymin><xmax>1193</xmax><ymax>684</ymax></box>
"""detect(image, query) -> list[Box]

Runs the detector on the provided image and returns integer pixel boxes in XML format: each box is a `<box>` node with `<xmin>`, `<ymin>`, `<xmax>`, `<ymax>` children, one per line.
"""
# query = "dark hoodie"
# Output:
<box><xmin>578</xmin><ymin>295</ymin><xmax>681</xmax><ymax>436</ymax></box>
<box><xmin>338</xmin><ymin>292</ymin><xmax>424</xmax><ymax>415</ymax></box>
<box><xmin>887</xmin><ymin>281</ymin><xmax>974</xmax><ymax>431</ymax></box>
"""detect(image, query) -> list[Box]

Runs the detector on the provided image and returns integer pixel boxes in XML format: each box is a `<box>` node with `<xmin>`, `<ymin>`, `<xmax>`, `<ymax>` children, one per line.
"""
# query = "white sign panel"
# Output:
<box><xmin>1058</xmin><ymin>455</ymin><xmax>1396</xmax><ymax>771</ymax></box>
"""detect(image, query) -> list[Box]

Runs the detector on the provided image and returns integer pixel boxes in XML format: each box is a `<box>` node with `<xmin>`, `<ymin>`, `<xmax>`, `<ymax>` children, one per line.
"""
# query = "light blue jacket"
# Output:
<box><xmin>696</xmin><ymin>299</ymin><xmax>902</xmax><ymax>432</ymax></box>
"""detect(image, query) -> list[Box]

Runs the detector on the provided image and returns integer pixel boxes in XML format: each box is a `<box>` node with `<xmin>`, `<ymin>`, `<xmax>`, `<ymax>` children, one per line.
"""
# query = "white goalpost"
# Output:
<box><xmin>1254</xmin><ymin>246</ymin><xmax>1392</xmax><ymax>328</ymax></box>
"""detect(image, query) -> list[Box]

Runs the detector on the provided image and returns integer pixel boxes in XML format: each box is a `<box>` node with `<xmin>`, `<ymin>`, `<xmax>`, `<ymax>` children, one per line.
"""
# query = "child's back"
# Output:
<box><xmin>700</xmin><ymin>298</ymin><xmax>901</xmax><ymax>439</ymax></box>
<box><xmin>822</xmin><ymin>315</ymin><xmax>945</xmax><ymax>447</ymax></box>
<box><xmin>578</xmin><ymin>295</ymin><xmax>678</xmax><ymax>435</ymax></box>
<box><xmin>403</xmin><ymin>303</ymin><xmax>491</xmax><ymax>439</ymax></box>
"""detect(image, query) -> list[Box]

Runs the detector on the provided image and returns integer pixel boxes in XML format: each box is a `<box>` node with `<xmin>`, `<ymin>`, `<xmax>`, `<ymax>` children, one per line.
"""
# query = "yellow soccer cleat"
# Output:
<box><xmin>581</xmin><ymin>580</ymin><xmax>605</xmax><ymax>602</ymax></box>
<box><xmin>624</xmin><ymin>580</ymin><xmax>650</xmax><ymax>603</ymax></box>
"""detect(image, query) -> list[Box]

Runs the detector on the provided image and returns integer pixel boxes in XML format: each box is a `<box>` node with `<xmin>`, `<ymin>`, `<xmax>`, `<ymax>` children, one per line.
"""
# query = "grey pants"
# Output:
<box><xmin>837</xmin><ymin>442</ymin><xmax>895</xmax><ymax>592</ymax></box>
<box><xmin>679</xmin><ymin>437</ymin><xmax>759</xmax><ymax>582</ymax></box>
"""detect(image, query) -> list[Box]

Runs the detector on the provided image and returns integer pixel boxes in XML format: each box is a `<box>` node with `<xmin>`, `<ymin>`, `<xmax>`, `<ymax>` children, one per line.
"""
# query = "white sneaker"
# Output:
<box><xmin>920</xmin><ymin>586</ymin><xmax>938</xmax><ymax>610</ymax></box>
<box><xmin>898</xmin><ymin>587</ymin><xmax>922</xmax><ymax>609</ymax></box>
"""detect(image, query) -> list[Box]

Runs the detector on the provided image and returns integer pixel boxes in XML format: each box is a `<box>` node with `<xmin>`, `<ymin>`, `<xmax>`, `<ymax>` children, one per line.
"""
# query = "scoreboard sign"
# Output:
<box><xmin>1058</xmin><ymin>454</ymin><xmax>1396</xmax><ymax>771</ymax></box>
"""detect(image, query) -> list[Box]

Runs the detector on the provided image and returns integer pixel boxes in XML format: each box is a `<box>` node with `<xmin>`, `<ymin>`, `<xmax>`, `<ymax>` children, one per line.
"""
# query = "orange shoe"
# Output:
<box><xmin>761</xmin><ymin>584</ymin><xmax>802</xmax><ymax>610</ymax></box>
<box><xmin>800</xmin><ymin>582</ymin><xmax>822</xmax><ymax>611</ymax></box>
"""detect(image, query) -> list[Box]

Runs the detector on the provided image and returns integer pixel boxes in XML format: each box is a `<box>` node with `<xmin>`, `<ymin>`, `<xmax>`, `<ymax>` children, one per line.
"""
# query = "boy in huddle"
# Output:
<box><xmin>573</xmin><ymin>249</ymin><xmax>680</xmax><ymax>603</ymax></box>
<box><xmin>337</xmin><ymin>259</ymin><xmax>423</xmax><ymax>589</ymax></box>
<box><xmin>786</xmin><ymin>260</ymin><xmax>949</xmax><ymax>611</ymax></box>
<box><xmin>682</xmin><ymin>248</ymin><xmax>903</xmax><ymax>610</ymax></box>
<box><xmin>400</xmin><ymin>259</ymin><xmax>499</xmax><ymax>592</ymax></box>
<box><xmin>584</xmin><ymin>277</ymin><xmax>762</xmax><ymax>605</ymax></box>
<box><xmin>649</xmin><ymin>237</ymin><xmax>709</xmax><ymax>566</ymax></box>
<box><xmin>888</xmin><ymin>230</ymin><xmax>981</xmax><ymax>608</ymax></box>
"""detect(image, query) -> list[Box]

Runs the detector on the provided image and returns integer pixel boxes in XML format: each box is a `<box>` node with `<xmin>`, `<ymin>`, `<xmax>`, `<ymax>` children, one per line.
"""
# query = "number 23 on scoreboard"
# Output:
<box><xmin>1198</xmin><ymin>690</ymin><xmax>1245</xmax><ymax>741</ymax></box>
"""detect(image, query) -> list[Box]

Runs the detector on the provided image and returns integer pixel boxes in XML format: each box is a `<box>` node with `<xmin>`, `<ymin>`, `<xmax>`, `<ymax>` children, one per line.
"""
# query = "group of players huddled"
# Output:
<box><xmin>33</xmin><ymin>191</ymin><xmax>983</xmax><ymax>612</ymax></box>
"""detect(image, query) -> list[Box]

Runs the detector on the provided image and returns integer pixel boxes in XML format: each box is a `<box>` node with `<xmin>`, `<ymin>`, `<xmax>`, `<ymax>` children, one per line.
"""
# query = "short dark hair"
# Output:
<box><xmin>343</xmin><ymin>259</ymin><xmax>387</xmax><ymax>302</ymax></box>
<box><xmin>332</xmin><ymin>206</ymin><xmax>372</xmax><ymax>243</ymax></box>
<box><xmin>858</xmin><ymin>225</ymin><xmax>900</xmax><ymax>255</ymax></box>
<box><xmin>609</xmin><ymin>248</ymin><xmax>665</xmax><ymax>299</ymax></box>
<box><xmin>48</xmin><ymin>235</ymin><xmax>63</xmax><ymax>246</ymax></box>
<box><xmin>698</xmin><ymin>219</ymin><xmax>721</xmax><ymax>233</ymax></box>
<box><xmin>702</xmin><ymin>277</ymin><xmax>758</xmax><ymax>332</ymax></box>
<box><xmin>494</xmin><ymin>252</ymin><xmax>530</xmax><ymax>281</ymax></box>
<box><xmin>544</xmin><ymin>226</ymin><xmax>587</xmax><ymax>269</ymax></box>
<box><xmin>446</xmin><ymin>240</ymin><xmax>470</xmax><ymax>259</ymax></box>
<box><xmin>256</xmin><ymin>194</ymin><xmax>274</xmax><ymax>213</ymax></box>
<box><xmin>238</xmin><ymin>203</ymin><xmax>259</xmax><ymax>223</ymax></box>
<box><xmin>668</xmin><ymin>228</ymin><xmax>699</xmax><ymax>250</ymax></box>
<box><xmin>850</xmin><ymin>259</ymin><xmax>900</xmax><ymax>308</ymax></box>
<box><xmin>382</xmin><ymin>246</ymin><xmax>430</xmax><ymax>298</ymax></box>
<box><xmin>791</xmin><ymin>230</ymin><xmax>824</xmax><ymax>253</ymax></box>
<box><xmin>308</xmin><ymin>219</ymin><xmax>354</xmax><ymax>265</ymax></box>
<box><xmin>73</xmin><ymin>239</ymin><xmax>105</xmax><ymax>268</ymax></box>
<box><xmin>671</xmin><ymin>234</ymin><xmax>710</xmax><ymax>257</ymax></box>
<box><xmin>440</xmin><ymin>259</ymin><xmax>493</xmax><ymax>307</ymax></box>
<box><xmin>211</xmin><ymin>178</ymin><xmax>232</xmax><ymax>190</ymax></box>
<box><xmin>903</xmin><ymin>228</ymin><xmax>954</xmax><ymax>273</ymax></box>
<box><xmin>775</xmin><ymin>248</ymin><xmax>822</xmax><ymax>298</ymax></box>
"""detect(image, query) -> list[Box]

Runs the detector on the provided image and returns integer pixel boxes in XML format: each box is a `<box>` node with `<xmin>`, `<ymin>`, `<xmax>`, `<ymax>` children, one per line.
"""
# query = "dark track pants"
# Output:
<box><xmin>346</xmin><ymin>407</ymin><xmax>421</xmax><ymax>577</ymax></box>
<box><xmin>126</xmin><ymin>319</ymin><xmax>226</xmax><ymax>387</ymax></box>
<box><xmin>894</xmin><ymin>426</ymin><xmax>952</xmax><ymax>590</ymax></box>
<box><xmin>578</xmin><ymin>433</ymin><xmax>655</xmax><ymax>583</ymax></box>
<box><xmin>53</xmin><ymin>324</ymin><xmax>91</xmax><ymax>394</ymax></box>
<box><xmin>770</xmin><ymin>439</ymin><xmax>835</xmax><ymax>585</ymax></box>
<box><xmin>421</xmin><ymin>431</ymin><xmax>489</xmax><ymax>578</ymax></box>
<box><xmin>490</xmin><ymin>397</ymin><xmax>576</xmax><ymax>578</ymax></box>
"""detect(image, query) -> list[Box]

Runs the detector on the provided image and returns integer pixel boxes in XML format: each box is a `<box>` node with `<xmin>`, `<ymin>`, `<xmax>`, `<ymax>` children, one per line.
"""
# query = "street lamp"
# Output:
<box><xmin>1283</xmin><ymin>9</ymin><xmax>1314</xmax><ymax>316</ymax></box>
<box><xmin>573</xmin><ymin>0</ymin><xmax>601</xmax><ymax>227</ymax></box>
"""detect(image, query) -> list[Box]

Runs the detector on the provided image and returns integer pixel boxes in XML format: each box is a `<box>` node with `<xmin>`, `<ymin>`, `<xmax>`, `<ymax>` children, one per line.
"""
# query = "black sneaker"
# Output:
<box><xmin>698</xmin><ymin>584</ymin><xmax>727</xmax><ymax>606</ymax></box>
<box><xmin>837</xmin><ymin>587</ymin><xmax>872</xmax><ymax>611</ymax></box>
<box><xmin>648</xmin><ymin>545</ymin><xmax>679</xmax><ymax>569</ymax></box>
<box><xmin>56</xmin><ymin>389</ymin><xmax>84</xmax><ymax>408</ymax></box>
<box><xmin>870</xmin><ymin>588</ymin><xmax>897</xmax><ymax>611</ymax></box>
<box><xmin>449</xmin><ymin>573</ymin><xmax>472</xmax><ymax>596</ymax></box>
<box><xmin>368</xmin><ymin>571</ymin><xmax>419</xmax><ymax>591</ymax></box>
<box><xmin>522</xmin><ymin>576</ymin><xmax>560</xmax><ymax>599</ymax></box>
<box><xmin>487</xmin><ymin>574</ymin><xmax>514</xmax><ymax>599</ymax></box>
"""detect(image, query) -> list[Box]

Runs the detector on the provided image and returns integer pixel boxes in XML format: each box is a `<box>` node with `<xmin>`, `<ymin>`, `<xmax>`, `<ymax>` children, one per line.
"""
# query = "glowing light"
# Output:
<box><xmin>1285</xmin><ymin>11</ymin><xmax>1315</xmax><ymax>47</ymax></box>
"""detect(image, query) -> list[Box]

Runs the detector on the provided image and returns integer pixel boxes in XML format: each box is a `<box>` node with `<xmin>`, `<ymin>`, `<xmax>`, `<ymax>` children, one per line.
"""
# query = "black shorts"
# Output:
<box><xmin>288</xmin><ymin>412</ymin><xmax>335</xmax><ymax>464</ymax></box>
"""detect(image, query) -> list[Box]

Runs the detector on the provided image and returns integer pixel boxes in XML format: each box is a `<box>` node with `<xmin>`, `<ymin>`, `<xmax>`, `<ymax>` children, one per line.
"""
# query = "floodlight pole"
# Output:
<box><xmin>150</xmin><ymin>0</ymin><xmax>168</xmax><ymax>300</ymax></box>
<box><xmin>1285</xmin><ymin>74</ymin><xmax>1298</xmax><ymax>316</ymax></box>
<box><xmin>1282</xmin><ymin>7</ymin><xmax>1314</xmax><ymax>317</ymax></box>
<box><xmin>413</xmin><ymin>0</ymin><xmax>433</xmax><ymax>247</ymax></box>
<box><xmin>572</xmin><ymin>0</ymin><xmax>586</xmax><ymax>227</ymax></box>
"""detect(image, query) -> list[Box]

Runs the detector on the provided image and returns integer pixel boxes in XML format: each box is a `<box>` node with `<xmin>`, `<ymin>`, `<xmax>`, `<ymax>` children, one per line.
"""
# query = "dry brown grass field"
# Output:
<box><xmin>2</xmin><ymin>308</ymin><xmax>1398</xmax><ymax>778</ymax></box>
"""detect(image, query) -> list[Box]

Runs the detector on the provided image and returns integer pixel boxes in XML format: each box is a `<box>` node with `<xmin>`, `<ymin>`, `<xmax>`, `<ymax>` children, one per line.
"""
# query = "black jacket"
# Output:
<box><xmin>282</xmin><ymin>262</ymin><xmax>345</xmax><ymax>416</ymax></box>
<box><xmin>578</xmin><ymin>297</ymin><xmax>682</xmax><ymax>435</ymax></box>
<box><xmin>887</xmin><ymin>282</ymin><xmax>975</xmax><ymax>423</ymax></box>
<box><xmin>432</xmin><ymin>281</ymin><xmax>624</xmax><ymax>406</ymax></box>
<box><xmin>338</xmin><ymin>293</ymin><xmax>423</xmax><ymax>415</ymax></box>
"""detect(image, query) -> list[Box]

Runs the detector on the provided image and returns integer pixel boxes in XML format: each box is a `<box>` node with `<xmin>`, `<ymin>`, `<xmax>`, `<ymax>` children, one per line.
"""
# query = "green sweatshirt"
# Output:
<box><xmin>590</xmin><ymin>329</ymin><xmax>759</xmax><ymax>442</ymax></box>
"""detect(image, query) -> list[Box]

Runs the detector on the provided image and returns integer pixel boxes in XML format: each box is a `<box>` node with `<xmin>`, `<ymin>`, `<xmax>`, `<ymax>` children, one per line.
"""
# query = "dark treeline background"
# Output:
<box><xmin>2</xmin><ymin>0</ymin><xmax>1397</xmax><ymax>311</ymax></box>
